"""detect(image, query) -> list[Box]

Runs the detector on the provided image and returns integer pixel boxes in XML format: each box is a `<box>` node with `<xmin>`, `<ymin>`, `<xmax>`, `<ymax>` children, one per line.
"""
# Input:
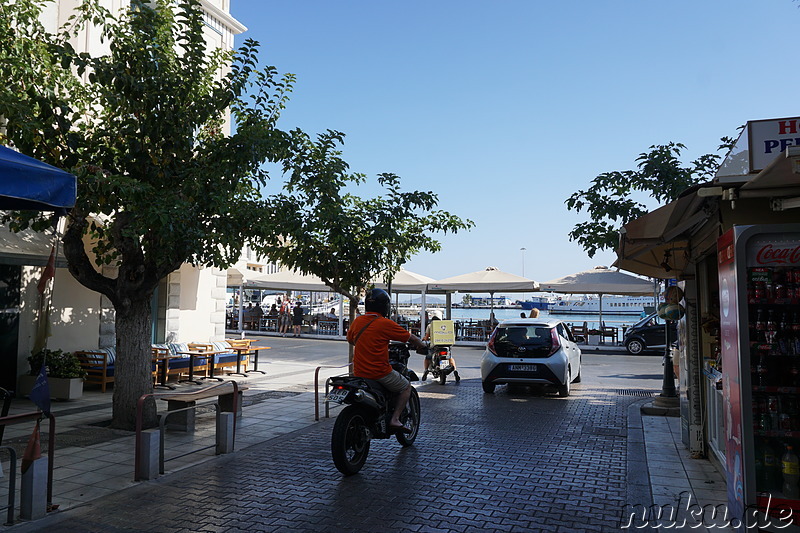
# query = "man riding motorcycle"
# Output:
<box><xmin>347</xmin><ymin>288</ymin><xmax>426</xmax><ymax>432</ymax></box>
<box><xmin>421</xmin><ymin>316</ymin><xmax>460</xmax><ymax>382</ymax></box>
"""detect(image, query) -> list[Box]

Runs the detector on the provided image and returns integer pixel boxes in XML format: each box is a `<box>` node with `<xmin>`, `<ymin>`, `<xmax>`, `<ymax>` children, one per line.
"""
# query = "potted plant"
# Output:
<box><xmin>18</xmin><ymin>348</ymin><xmax>86</xmax><ymax>400</ymax></box>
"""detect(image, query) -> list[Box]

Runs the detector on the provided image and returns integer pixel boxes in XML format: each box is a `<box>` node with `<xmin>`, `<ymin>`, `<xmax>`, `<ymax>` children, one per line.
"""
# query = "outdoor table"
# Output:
<box><xmin>175</xmin><ymin>350</ymin><xmax>222</xmax><ymax>383</ymax></box>
<box><xmin>152</xmin><ymin>353</ymin><xmax>179</xmax><ymax>390</ymax></box>
<box><xmin>228</xmin><ymin>345</ymin><xmax>270</xmax><ymax>376</ymax></box>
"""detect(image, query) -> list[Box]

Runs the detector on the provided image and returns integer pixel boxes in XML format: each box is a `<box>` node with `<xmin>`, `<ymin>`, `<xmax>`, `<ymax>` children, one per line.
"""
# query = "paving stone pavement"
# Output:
<box><xmin>14</xmin><ymin>378</ymin><xmax>643</xmax><ymax>533</ymax></box>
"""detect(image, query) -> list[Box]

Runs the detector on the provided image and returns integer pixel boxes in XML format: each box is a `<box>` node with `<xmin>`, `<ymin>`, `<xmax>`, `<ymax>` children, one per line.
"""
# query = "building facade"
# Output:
<box><xmin>0</xmin><ymin>0</ymin><xmax>249</xmax><ymax>389</ymax></box>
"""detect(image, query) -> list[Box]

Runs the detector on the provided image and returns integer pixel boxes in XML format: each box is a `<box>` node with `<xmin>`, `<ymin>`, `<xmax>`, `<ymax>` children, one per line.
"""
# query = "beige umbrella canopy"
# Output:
<box><xmin>228</xmin><ymin>269</ymin><xmax>333</xmax><ymax>292</ymax></box>
<box><xmin>539</xmin><ymin>266</ymin><xmax>654</xmax><ymax>325</ymax></box>
<box><xmin>430</xmin><ymin>266</ymin><xmax>539</xmax><ymax>321</ymax></box>
<box><xmin>430</xmin><ymin>266</ymin><xmax>538</xmax><ymax>293</ymax></box>
<box><xmin>539</xmin><ymin>266</ymin><xmax>653</xmax><ymax>295</ymax></box>
<box><xmin>373</xmin><ymin>269</ymin><xmax>436</xmax><ymax>292</ymax></box>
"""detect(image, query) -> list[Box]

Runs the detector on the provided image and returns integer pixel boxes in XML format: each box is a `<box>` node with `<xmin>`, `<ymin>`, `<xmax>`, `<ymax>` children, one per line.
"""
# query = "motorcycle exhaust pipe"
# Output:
<box><xmin>353</xmin><ymin>390</ymin><xmax>380</xmax><ymax>411</ymax></box>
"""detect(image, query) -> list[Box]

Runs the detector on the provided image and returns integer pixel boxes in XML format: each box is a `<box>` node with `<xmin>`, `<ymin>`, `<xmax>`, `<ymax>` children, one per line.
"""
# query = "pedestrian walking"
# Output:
<box><xmin>279</xmin><ymin>297</ymin><xmax>291</xmax><ymax>336</ymax></box>
<box><xmin>292</xmin><ymin>300</ymin><xmax>304</xmax><ymax>337</ymax></box>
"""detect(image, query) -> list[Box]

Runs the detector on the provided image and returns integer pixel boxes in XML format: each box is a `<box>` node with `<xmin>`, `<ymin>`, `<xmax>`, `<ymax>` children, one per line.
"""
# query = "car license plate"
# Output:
<box><xmin>327</xmin><ymin>388</ymin><xmax>349</xmax><ymax>402</ymax></box>
<box><xmin>509</xmin><ymin>364</ymin><xmax>537</xmax><ymax>372</ymax></box>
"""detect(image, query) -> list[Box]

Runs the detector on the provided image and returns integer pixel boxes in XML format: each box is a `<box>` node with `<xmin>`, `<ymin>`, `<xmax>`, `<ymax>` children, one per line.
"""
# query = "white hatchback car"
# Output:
<box><xmin>480</xmin><ymin>318</ymin><xmax>582</xmax><ymax>396</ymax></box>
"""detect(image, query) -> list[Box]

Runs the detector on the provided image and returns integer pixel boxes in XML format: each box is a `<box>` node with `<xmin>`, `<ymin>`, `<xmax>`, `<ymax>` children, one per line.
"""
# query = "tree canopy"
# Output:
<box><xmin>565</xmin><ymin>141</ymin><xmax>731</xmax><ymax>258</ymax></box>
<box><xmin>0</xmin><ymin>0</ymin><xmax>472</xmax><ymax>427</ymax></box>
<box><xmin>259</xmin><ymin>129</ymin><xmax>473</xmax><ymax>352</ymax></box>
<box><xmin>0</xmin><ymin>0</ymin><xmax>297</xmax><ymax>429</ymax></box>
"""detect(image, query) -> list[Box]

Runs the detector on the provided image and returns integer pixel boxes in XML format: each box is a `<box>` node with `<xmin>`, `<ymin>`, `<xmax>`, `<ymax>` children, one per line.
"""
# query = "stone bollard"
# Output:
<box><xmin>218</xmin><ymin>391</ymin><xmax>243</xmax><ymax>420</ymax></box>
<box><xmin>166</xmin><ymin>400</ymin><xmax>196</xmax><ymax>431</ymax></box>
<box><xmin>20</xmin><ymin>456</ymin><xmax>48</xmax><ymax>521</ymax></box>
<box><xmin>137</xmin><ymin>429</ymin><xmax>160</xmax><ymax>480</ymax></box>
<box><xmin>216</xmin><ymin>412</ymin><xmax>235</xmax><ymax>454</ymax></box>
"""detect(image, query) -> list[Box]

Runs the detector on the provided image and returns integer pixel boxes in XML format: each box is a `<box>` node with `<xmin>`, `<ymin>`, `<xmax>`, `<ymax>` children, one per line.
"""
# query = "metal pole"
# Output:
<box><xmin>661</xmin><ymin>319</ymin><xmax>677</xmax><ymax>397</ymax></box>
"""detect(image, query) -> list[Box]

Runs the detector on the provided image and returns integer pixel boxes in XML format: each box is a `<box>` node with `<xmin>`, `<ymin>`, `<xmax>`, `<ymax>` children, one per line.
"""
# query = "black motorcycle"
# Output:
<box><xmin>427</xmin><ymin>345</ymin><xmax>456</xmax><ymax>385</ymax></box>
<box><xmin>328</xmin><ymin>341</ymin><xmax>421</xmax><ymax>476</ymax></box>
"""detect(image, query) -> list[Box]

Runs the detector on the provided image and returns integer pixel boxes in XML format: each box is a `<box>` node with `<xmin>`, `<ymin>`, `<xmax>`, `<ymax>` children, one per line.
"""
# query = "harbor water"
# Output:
<box><xmin>448</xmin><ymin>307</ymin><xmax>644</xmax><ymax>331</ymax></box>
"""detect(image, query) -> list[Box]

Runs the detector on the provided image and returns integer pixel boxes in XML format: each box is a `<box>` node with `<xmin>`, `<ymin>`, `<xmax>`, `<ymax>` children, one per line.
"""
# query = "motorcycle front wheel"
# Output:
<box><xmin>396</xmin><ymin>387</ymin><xmax>420</xmax><ymax>447</ymax></box>
<box><xmin>331</xmin><ymin>405</ymin><xmax>371</xmax><ymax>476</ymax></box>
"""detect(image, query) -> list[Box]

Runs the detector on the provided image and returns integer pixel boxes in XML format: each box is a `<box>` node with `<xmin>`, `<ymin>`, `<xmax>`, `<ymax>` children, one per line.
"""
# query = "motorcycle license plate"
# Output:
<box><xmin>439</xmin><ymin>360</ymin><xmax>449</xmax><ymax>369</ymax></box>
<box><xmin>509</xmin><ymin>364</ymin><xmax>537</xmax><ymax>372</ymax></box>
<box><xmin>327</xmin><ymin>388</ymin><xmax>349</xmax><ymax>402</ymax></box>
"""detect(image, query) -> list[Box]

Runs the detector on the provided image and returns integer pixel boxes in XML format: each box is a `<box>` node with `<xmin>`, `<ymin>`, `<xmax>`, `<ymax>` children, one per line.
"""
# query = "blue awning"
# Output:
<box><xmin>0</xmin><ymin>146</ymin><xmax>77</xmax><ymax>214</ymax></box>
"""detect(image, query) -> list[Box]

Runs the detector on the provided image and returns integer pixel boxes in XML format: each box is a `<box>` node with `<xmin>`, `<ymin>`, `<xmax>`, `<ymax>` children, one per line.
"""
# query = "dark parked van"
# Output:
<box><xmin>623</xmin><ymin>312</ymin><xmax>677</xmax><ymax>355</ymax></box>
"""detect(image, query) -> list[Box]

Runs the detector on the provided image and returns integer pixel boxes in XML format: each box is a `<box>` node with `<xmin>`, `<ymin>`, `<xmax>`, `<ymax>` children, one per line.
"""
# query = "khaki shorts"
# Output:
<box><xmin>377</xmin><ymin>370</ymin><xmax>410</xmax><ymax>393</ymax></box>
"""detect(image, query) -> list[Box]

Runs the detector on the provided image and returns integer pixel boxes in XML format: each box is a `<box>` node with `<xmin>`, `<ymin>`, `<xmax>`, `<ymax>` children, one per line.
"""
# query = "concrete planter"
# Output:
<box><xmin>17</xmin><ymin>375</ymin><xmax>84</xmax><ymax>401</ymax></box>
<box><xmin>587</xmin><ymin>334</ymin><xmax>601</xmax><ymax>345</ymax></box>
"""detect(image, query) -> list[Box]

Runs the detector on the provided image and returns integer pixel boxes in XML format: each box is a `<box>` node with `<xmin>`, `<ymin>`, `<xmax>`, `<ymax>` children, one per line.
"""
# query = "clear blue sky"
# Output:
<box><xmin>231</xmin><ymin>0</ymin><xmax>800</xmax><ymax>285</ymax></box>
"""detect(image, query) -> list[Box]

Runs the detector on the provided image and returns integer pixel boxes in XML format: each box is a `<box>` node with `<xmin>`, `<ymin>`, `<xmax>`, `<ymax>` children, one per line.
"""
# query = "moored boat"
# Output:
<box><xmin>549</xmin><ymin>295</ymin><xmax>655</xmax><ymax>315</ymax></box>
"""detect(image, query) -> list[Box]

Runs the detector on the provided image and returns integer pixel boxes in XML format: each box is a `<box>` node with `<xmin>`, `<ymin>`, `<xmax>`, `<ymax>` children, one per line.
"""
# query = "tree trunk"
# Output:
<box><xmin>111</xmin><ymin>297</ymin><xmax>156</xmax><ymax>430</ymax></box>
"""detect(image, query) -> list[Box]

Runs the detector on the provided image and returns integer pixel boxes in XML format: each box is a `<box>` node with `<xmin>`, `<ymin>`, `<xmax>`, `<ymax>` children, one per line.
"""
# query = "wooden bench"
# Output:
<box><xmin>600</xmin><ymin>325</ymin><xmax>618</xmax><ymax>345</ymax></box>
<box><xmin>157</xmin><ymin>381</ymin><xmax>249</xmax><ymax>431</ymax></box>
<box><xmin>75</xmin><ymin>350</ymin><xmax>115</xmax><ymax>393</ymax></box>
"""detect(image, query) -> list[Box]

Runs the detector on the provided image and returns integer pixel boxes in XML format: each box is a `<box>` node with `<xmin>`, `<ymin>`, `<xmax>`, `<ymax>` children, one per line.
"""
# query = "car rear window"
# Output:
<box><xmin>493</xmin><ymin>326</ymin><xmax>553</xmax><ymax>357</ymax></box>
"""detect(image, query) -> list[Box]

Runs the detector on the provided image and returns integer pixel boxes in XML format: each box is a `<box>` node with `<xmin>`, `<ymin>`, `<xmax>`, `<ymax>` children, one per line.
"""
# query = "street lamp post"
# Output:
<box><xmin>520</xmin><ymin>247</ymin><xmax>526</xmax><ymax>277</ymax></box>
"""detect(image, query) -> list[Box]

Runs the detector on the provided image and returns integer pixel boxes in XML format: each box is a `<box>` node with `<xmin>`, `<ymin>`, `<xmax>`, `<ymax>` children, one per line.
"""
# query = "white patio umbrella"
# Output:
<box><xmin>374</xmin><ymin>269</ymin><xmax>440</xmax><ymax>328</ymax></box>
<box><xmin>374</xmin><ymin>269</ymin><xmax>436</xmax><ymax>292</ymax></box>
<box><xmin>539</xmin><ymin>266</ymin><xmax>654</xmax><ymax>327</ymax></box>
<box><xmin>236</xmin><ymin>269</ymin><xmax>333</xmax><ymax>292</ymax></box>
<box><xmin>430</xmin><ymin>266</ymin><xmax>539</xmax><ymax>324</ymax></box>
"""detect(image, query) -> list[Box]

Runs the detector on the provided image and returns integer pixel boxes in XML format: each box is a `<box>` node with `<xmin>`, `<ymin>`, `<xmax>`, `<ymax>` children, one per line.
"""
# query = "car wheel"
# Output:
<box><xmin>558</xmin><ymin>370</ymin><xmax>571</xmax><ymax>397</ymax></box>
<box><xmin>482</xmin><ymin>381</ymin><xmax>495</xmax><ymax>394</ymax></box>
<box><xmin>626</xmin><ymin>338</ymin><xmax>645</xmax><ymax>355</ymax></box>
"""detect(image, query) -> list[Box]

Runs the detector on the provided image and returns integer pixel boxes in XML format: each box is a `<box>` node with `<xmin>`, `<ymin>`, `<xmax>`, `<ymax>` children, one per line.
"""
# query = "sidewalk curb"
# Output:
<box><xmin>7</xmin><ymin>416</ymin><xmax>339</xmax><ymax>532</ymax></box>
<box><xmin>627</xmin><ymin>397</ymin><xmax>653</xmax><ymax>512</ymax></box>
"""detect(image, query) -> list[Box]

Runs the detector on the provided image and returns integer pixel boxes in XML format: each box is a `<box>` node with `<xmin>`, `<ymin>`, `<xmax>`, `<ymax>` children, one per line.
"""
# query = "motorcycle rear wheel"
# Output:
<box><xmin>438</xmin><ymin>370</ymin><xmax>447</xmax><ymax>385</ymax></box>
<box><xmin>396</xmin><ymin>387</ymin><xmax>420</xmax><ymax>447</ymax></box>
<box><xmin>331</xmin><ymin>405</ymin><xmax>371</xmax><ymax>476</ymax></box>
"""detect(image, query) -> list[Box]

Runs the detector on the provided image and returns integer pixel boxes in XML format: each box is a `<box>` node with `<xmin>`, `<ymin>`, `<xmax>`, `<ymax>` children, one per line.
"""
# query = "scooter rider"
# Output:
<box><xmin>421</xmin><ymin>316</ymin><xmax>460</xmax><ymax>382</ymax></box>
<box><xmin>348</xmin><ymin>288</ymin><xmax>426</xmax><ymax>433</ymax></box>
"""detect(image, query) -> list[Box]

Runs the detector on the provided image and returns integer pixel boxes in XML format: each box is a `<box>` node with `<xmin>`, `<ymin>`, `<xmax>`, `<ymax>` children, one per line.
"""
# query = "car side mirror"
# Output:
<box><xmin>575</xmin><ymin>335</ymin><xmax>585</xmax><ymax>343</ymax></box>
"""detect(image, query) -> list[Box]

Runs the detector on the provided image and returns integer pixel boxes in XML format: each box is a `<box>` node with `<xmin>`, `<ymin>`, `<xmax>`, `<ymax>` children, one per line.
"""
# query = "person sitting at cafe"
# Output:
<box><xmin>267</xmin><ymin>304</ymin><xmax>278</xmax><ymax>317</ymax></box>
<box><xmin>326</xmin><ymin>308</ymin><xmax>337</xmax><ymax>319</ymax></box>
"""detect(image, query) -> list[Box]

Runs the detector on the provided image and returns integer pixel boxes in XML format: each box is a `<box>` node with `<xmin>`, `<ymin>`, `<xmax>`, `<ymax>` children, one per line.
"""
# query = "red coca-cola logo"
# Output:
<box><xmin>755</xmin><ymin>244</ymin><xmax>800</xmax><ymax>265</ymax></box>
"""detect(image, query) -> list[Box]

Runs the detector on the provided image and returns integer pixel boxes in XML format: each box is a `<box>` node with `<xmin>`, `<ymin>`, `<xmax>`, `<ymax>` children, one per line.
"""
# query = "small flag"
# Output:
<box><xmin>37</xmin><ymin>245</ymin><xmax>56</xmax><ymax>295</ymax></box>
<box><xmin>21</xmin><ymin>420</ymin><xmax>42</xmax><ymax>475</ymax></box>
<box><xmin>28</xmin><ymin>361</ymin><xmax>51</xmax><ymax>417</ymax></box>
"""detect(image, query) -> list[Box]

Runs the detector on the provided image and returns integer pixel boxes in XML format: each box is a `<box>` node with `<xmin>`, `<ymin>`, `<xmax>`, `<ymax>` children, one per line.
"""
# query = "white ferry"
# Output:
<box><xmin>549</xmin><ymin>295</ymin><xmax>655</xmax><ymax>315</ymax></box>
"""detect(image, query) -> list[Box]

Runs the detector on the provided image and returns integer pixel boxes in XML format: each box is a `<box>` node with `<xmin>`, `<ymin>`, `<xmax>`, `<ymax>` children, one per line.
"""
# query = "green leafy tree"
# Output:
<box><xmin>0</xmin><ymin>0</ymin><xmax>295</xmax><ymax>429</ymax></box>
<box><xmin>565</xmin><ymin>141</ymin><xmax>731</xmax><ymax>258</ymax></box>
<box><xmin>258</xmin><ymin>129</ymin><xmax>473</xmax><ymax>360</ymax></box>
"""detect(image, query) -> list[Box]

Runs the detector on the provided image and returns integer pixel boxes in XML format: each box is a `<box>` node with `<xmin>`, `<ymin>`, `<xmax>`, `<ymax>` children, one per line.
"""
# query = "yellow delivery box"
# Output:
<box><xmin>430</xmin><ymin>320</ymin><xmax>455</xmax><ymax>346</ymax></box>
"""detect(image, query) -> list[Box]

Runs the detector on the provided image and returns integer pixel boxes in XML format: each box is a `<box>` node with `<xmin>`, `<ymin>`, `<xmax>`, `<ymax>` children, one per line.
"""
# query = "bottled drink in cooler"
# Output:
<box><xmin>756</xmin><ymin>440</ymin><xmax>767</xmax><ymax>489</ymax></box>
<box><xmin>765</xmin><ymin>443</ymin><xmax>782</xmax><ymax>492</ymax></box>
<box><xmin>757</xmin><ymin>356</ymin><xmax>769</xmax><ymax>387</ymax></box>
<box><xmin>783</xmin><ymin>445</ymin><xmax>800</xmax><ymax>499</ymax></box>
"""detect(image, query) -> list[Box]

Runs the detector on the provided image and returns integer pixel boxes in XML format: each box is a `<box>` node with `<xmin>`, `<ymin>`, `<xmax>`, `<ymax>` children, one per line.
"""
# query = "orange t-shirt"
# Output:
<box><xmin>348</xmin><ymin>312</ymin><xmax>411</xmax><ymax>379</ymax></box>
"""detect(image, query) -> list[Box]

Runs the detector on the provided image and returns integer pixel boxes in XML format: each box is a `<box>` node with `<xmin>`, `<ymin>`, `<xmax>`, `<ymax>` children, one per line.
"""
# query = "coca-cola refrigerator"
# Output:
<box><xmin>719</xmin><ymin>224</ymin><xmax>800</xmax><ymax>530</ymax></box>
